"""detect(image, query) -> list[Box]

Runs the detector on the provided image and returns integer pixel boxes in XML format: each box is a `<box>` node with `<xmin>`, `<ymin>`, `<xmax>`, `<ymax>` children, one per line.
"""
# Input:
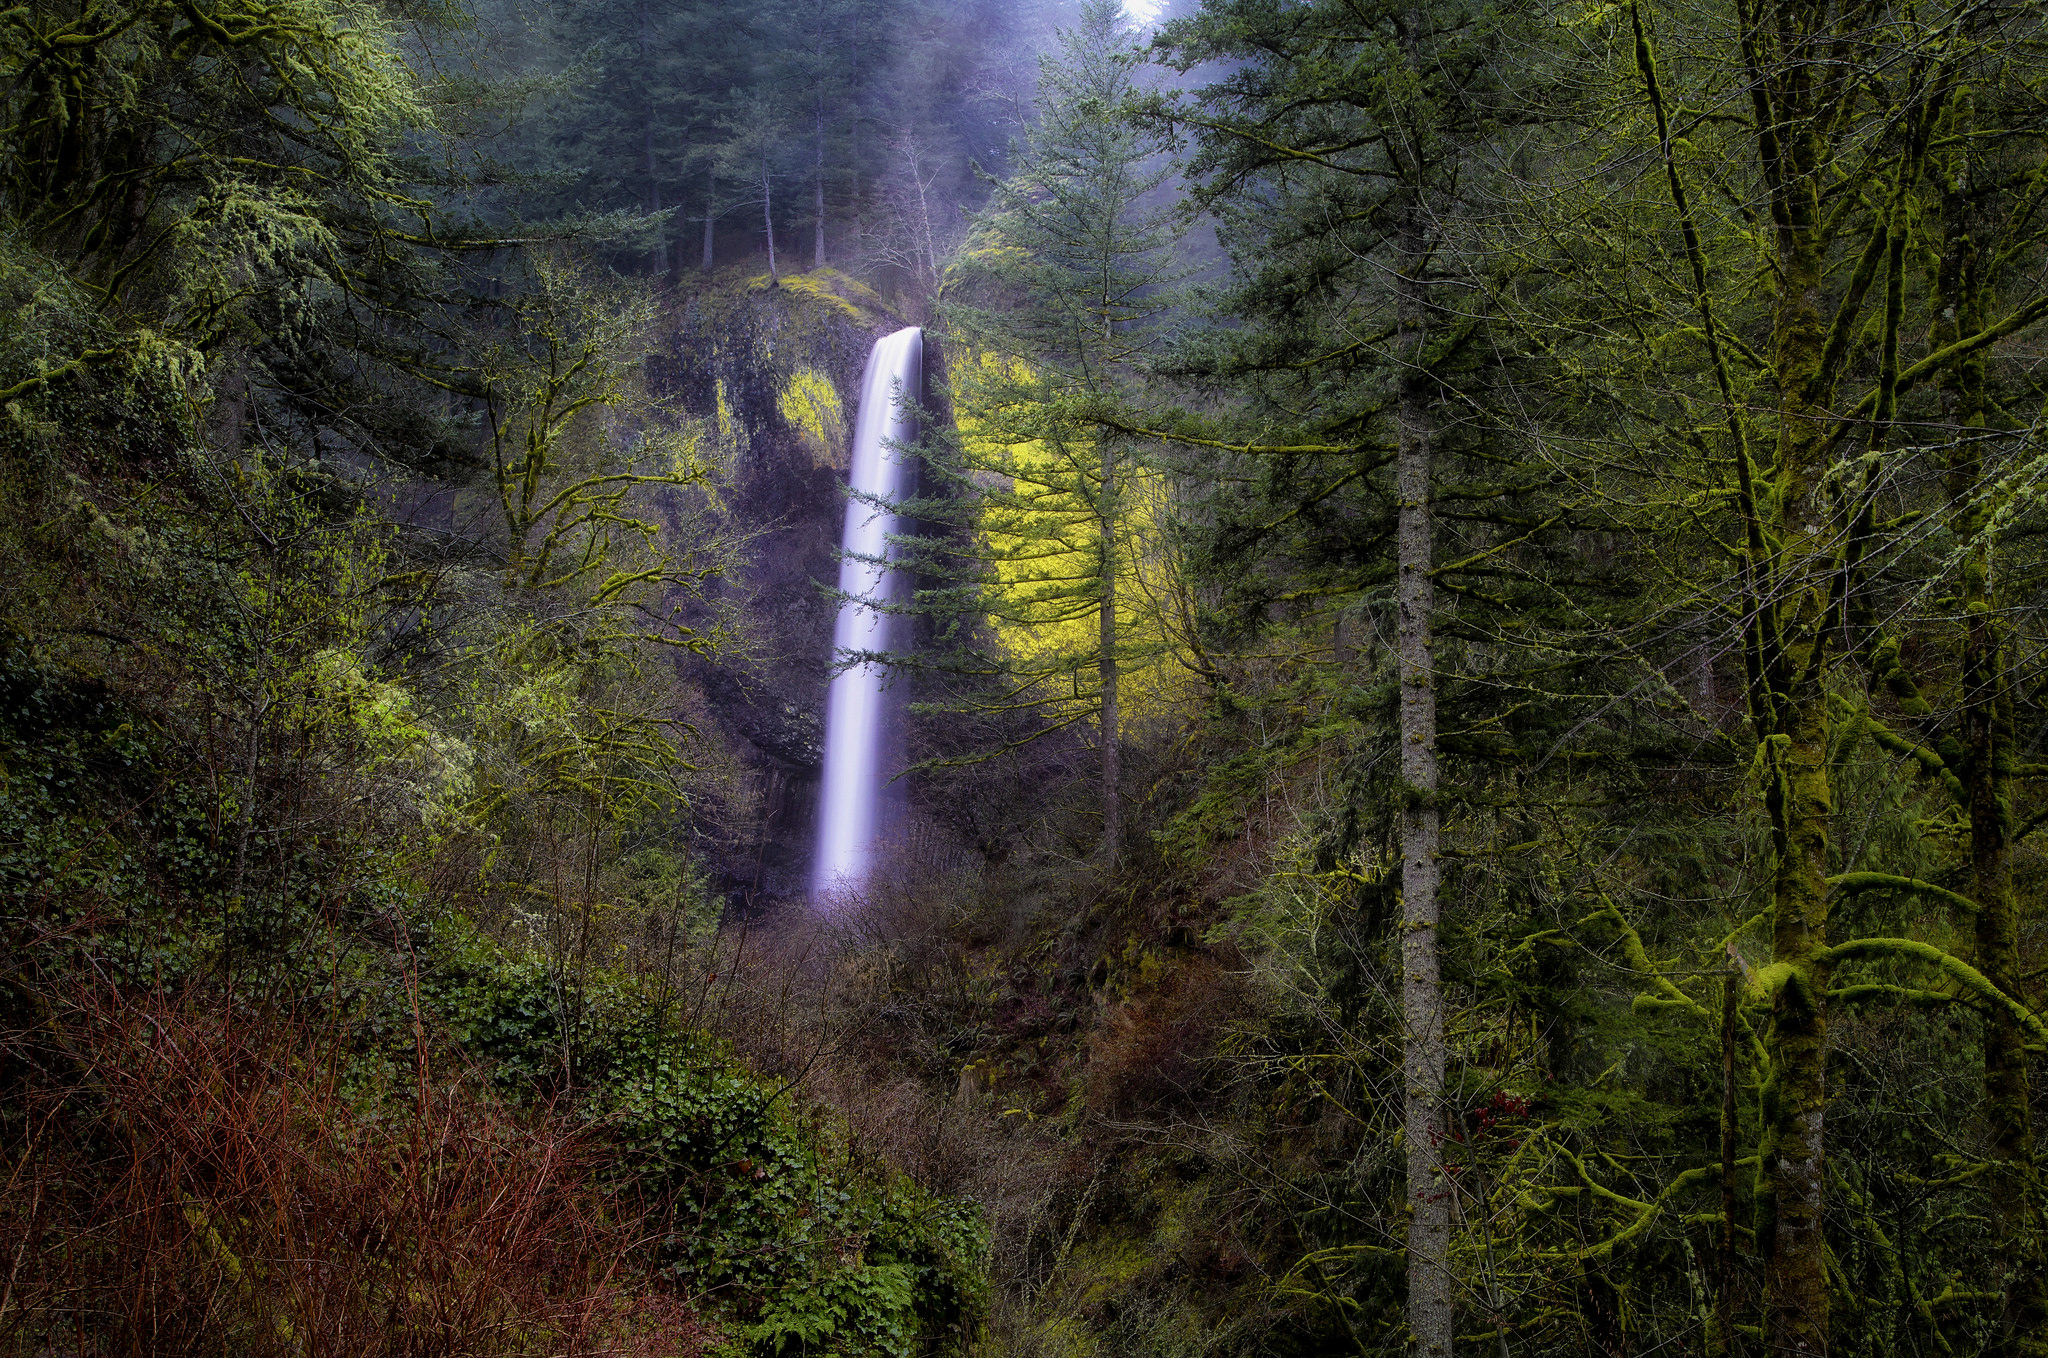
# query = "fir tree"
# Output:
<box><xmin>904</xmin><ymin>0</ymin><xmax>1186</xmax><ymax>861</ymax></box>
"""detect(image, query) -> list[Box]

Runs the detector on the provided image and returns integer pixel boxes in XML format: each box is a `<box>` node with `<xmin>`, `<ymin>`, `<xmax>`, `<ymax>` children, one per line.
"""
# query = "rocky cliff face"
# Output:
<box><xmin>650</xmin><ymin>270</ymin><xmax>909</xmax><ymax>908</ymax></box>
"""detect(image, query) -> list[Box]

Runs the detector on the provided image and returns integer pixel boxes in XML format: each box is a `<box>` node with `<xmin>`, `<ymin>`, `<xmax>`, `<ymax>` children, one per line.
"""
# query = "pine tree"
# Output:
<box><xmin>716</xmin><ymin>94</ymin><xmax>794</xmax><ymax>280</ymax></box>
<box><xmin>539</xmin><ymin>0</ymin><xmax>754</xmax><ymax>275</ymax></box>
<box><xmin>770</xmin><ymin>0</ymin><xmax>862</xmax><ymax>270</ymax></box>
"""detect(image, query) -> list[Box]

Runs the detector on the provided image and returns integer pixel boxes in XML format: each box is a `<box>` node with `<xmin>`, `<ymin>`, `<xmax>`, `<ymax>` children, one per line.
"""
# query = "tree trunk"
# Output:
<box><xmin>644</xmin><ymin>119</ymin><xmax>666</xmax><ymax>276</ymax></box>
<box><xmin>1755</xmin><ymin>7</ymin><xmax>1834</xmax><ymax>1336</ymax></box>
<box><xmin>1099</xmin><ymin>435</ymin><xmax>1120</xmax><ymax>863</ymax></box>
<box><xmin>1969</xmin><ymin>591</ymin><xmax>2042</xmax><ymax>1357</ymax></box>
<box><xmin>1713</xmin><ymin>965</ymin><xmax>1740</xmax><ymax>1358</ymax></box>
<box><xmin>637</xmin><ymin>1</ymin><xmax>665</xmax><ymax>277</ymax></box>
<box><xmin>702</xmin><ymin>171</ymin><xmax>715</xmax><ymax>272</ymax></box>
<box><xmin>814</xmin><ymin>93</ymin><xmax>827</xmax><ymax>270</ymax></box>
<box><xmin>1940</xmin><ymin>120</ymin><xmax>2046</xmax><ymax>1353</ymax></box>
<box><xmin>762</xmin><ymin>159</ymin><xmax>777</xmax><ymax>281</ymax></box>
<box><xmin>216</xmin><ymin>359</ymin><xmax>249</xmax><ymax>456</ymax></box>
<box><xmin>1395</xmin><ymin>189</ymin><xmax>1450</xmax><ymax>1358</ymax></box>
<box><xmin>1760</xmin><ymin>676</ymin><xmax>1831</xmax><ymax>1358</ymax></box>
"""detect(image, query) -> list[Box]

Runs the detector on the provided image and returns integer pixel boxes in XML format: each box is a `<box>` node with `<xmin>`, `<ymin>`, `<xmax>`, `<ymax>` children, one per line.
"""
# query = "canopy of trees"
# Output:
<box><xmin>3</xmin><ymin>0</ymin><xmax>2045</xmax><ymax>1354</ymax></box>
<box><xmin>891</xmin><ymin>0</ymin><xmax>2048</xmax><ymax>1354</ymax></box>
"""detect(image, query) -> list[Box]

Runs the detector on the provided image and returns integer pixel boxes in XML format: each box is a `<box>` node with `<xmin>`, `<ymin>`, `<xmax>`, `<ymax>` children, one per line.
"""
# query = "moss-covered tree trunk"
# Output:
<box><xmin>1935</xmin><ymin>103</ymin><xmax>2046</xmax><ymax>1354</ymax></box>
<box><xmin>1753</xmin><ymin>0</ymin><xmax>1834</xmax><ymax>1346</ymax></box>
<box><xmin>1759</xmin><ymin>673</ymin><xmax>1830</xmax><ymax>1358</ymax></box>
<box><xmin>1714</xmin><ymin>966</ymin><xmax>1739</xmax><ymax>1358</ymax></box>
<box><xmin>1967</xmin><ymin>572</ymin><xmax>2042</xmax><ymax>1358</ymax></box>
<box><xmin>1099</xmin><ymin>431</ymin><xmax>1121</xmax><ymax>863</ymax></box>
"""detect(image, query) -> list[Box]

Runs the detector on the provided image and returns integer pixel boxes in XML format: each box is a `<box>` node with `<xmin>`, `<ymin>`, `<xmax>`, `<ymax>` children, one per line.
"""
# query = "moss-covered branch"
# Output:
<box><xmin>1827</xmin><ymin>872</ymin><xmax>1979</xmax><ymax>915</ymax></box>
<box><xmin>1824</xmin><ymin>937</ymin><xmax>2048</xmax><ymax>1044</ymax></box>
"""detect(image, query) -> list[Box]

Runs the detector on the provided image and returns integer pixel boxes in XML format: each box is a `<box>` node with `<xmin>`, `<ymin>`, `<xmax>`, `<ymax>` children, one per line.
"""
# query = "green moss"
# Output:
<box><xmin>1072</xmin><ymin>1233</ymin><xmax>1151</xmax><ymax>1307</ymax></box>
<box><xmin>1037</xmin><ymin>1315</ymin><xmax>1098</xmax><ymax>1358</ymax></box>
<box><xmin>779</xmin><ymin>365</ymin><xmax>846</xmax><ymax>462</ymax></box>
<box><xmin>748</xmin><ymin>267</ymin><xmax>893</xmax><ymax>324</ymax></box>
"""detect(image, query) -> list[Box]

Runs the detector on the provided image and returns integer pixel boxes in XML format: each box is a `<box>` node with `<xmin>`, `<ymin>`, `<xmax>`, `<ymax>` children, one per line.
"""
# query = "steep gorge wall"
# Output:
<box><xmin>650</xmin><ymin>270</ymin><xmax>909</xmax><ymax>906</ymax></box>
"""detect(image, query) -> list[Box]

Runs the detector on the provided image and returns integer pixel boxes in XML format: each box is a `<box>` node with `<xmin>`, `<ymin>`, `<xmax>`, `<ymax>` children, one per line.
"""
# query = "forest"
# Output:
<box><xmin>0</xmin><ymin>0</ymin><xmax>2043</xmax><ymax>1351</ymax></box>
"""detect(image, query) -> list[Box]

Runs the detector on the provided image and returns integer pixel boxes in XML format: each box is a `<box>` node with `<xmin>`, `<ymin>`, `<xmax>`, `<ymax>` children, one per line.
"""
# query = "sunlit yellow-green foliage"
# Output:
<box><xmin>751</xmin><ymin>267</ymin><xmax>890</xmax><ymax>323</ymax></box>
<box><xmin>955</xmin><ymin>351</ymin><xmax>1198</xmax><ymax>733</ymax></box>
<box><xmin>779</xmin><ymin>365</ymin><xmax>846</xmax><ymax>466</ymax></box>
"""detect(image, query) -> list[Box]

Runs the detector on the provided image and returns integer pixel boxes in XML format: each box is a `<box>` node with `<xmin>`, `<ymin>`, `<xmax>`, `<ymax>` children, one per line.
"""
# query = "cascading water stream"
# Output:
<box><xmin>811</xmin><ymin>326</ymin><xmax>922</xmax><ymax>899</ymax></box>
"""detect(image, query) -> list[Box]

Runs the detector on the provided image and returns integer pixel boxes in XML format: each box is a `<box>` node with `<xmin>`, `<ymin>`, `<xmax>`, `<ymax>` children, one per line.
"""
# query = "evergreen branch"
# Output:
<box><xmin>1163</xmin><ymin>112</ymin><xmax>1391</xmax><ymax>181</ymax></box>
<box><xmin>904</xmin><ymin>709</ymin><xmax>1099</xmax><ymax>772</ymax></box>
<box><xmin>1251</xmin><ymin>455</ymin><xmax>1397</xmax><ymax>537</ymax></box>
<box><xmin>1432</xmin><ymin>515</ymin><xmax>1564</xmax><ymax>580</ymax></box>
<box><xmin>1092</xmin><ymin>413</ymin><xmax>1387</xmax><ymax>457</ymax></box>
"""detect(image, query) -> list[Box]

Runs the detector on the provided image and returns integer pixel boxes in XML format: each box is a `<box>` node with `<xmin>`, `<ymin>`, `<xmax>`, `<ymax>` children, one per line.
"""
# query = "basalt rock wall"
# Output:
<box><xmin>650</xmin><ymin>270</ymin><xmax>909</xmax><ymax>907</ymax></box>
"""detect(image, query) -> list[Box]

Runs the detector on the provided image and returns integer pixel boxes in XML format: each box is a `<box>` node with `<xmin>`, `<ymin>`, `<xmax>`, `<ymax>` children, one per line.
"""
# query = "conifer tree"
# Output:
<box><xmin>908</xmin><ymin>0</ymin><xmax>1185</xmax><ymax>860</ymax></box>
<box><xmin>772</xmin><ymin>0</ymin><xmax>862</xmax><ymax>270</ymax></box>
<box><xmin>1157</xmin><ymin>1</ymin><xmax>1550</xmax><ymax>1347</ymax></box>
<box><xmin>717</xmin><ymin>94</ymin><xmax>793</xmax><ymax>280</ymax></box>
<box><xmin>541</xmin><ymin>0</ymin><xmax>754</xmax><ymax>274</ymax></box>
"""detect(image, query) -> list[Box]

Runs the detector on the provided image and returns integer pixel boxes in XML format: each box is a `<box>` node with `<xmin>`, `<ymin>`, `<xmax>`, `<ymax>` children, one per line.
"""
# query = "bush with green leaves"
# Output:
<box><xmin>421</xmin><ymin>919</ymin><xmax>989</xmax><ymax>1356</ymax></box>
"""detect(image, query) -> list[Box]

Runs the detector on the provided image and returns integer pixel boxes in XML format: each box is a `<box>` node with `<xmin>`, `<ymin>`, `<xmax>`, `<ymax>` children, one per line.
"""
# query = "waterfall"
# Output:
<box><xmin>811</xmin><ymin>326</ymin><xmax>922</xmax><ymax>899</ymax></box>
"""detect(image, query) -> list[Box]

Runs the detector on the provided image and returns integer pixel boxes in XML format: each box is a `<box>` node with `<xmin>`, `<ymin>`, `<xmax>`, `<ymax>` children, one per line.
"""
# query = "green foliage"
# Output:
<box><xmin>413</xmin><ymin>920</ymin><xmax>989</xmax><ymax>1356</ymax></box>
<box><xmin>611</xmin><ymin>1052</ymin><xmax>986</xmax><ymax>1354</ymax></box>
<box><xmin>885</xmin><ymin>1</ymin><xmax>1196</xmax><ymax>860</ymax></box>
<box><xmin>506</xmin><ymin>0</ymin><xmax>1035</xmax><ymax>279</ymax></box>
<box><xmin>900</xmin><ymin>0</ymin><xmax>2048</xmax><ymax>1351</ymax></box>
<box><xmin>0</xmin><ymin>0</ymin><xmax>996</xmax><ymax>1352</ymax></box>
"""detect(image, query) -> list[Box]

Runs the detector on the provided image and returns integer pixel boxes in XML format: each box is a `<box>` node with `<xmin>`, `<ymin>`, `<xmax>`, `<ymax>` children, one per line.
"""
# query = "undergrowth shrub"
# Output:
<box><xmin>0</xmin><ymin>989</ymin><xmax>706</xmax><ymax>1358</ymax></box>
<box><xmin>422</xmin><ymin>917</ymin><xmax>991</xmax><ymax>1358</ymax></box>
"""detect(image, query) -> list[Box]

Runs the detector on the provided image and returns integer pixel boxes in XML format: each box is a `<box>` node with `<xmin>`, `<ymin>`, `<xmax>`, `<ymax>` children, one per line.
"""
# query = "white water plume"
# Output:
<box><xmin>811</xmin><ymin>326</ymin><xmax>922</xmax><ymax>900</ymax></box>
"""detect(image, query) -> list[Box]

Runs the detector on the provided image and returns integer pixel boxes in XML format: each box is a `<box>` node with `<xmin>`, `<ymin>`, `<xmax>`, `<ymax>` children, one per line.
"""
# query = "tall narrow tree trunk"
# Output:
<box><xmin>814</xmin><ymin>95</ymin><xmax>827</xmax><ymax>270</ymax></box>
<box><xmin>1940</xmin><ymin>132</ymin><xmax>2046</xmax><ymax>1352</ymax></box>
<box><xmin>1969</xmin><ymin>599</ymin><xmax>2042</xmax><ymax>1357</ymax></box>
<box><xmin>1099</xmin><ymin>436</ymin><xmax>1120</xmax><ymax>863</ymax></box>
<box><xmin>1713</xmin><ymin>965</ymin><xmax>1740</xmax><ymax>1358</ymax></box>
<box><xmin>702</xmin><ymin>171</ymin><xmax>716</xmax><ymax>272</ymax></box>
<box><xmin>645</xmin><ymin>120</ymin><xmax>666</xmax><ymax>276</ymax></box>
<box><xmin>637</xmin><ymin>1</ymin><xmax>665</xmax><ymax>276</ymax></box>
<box><xmin>217</xmin><ymin>360</ymin><xmax>249</xmax><ymax>456</ymax></box>
<box><xmin>1756</xmin><ymin>13</ymin><xmax>1834</xmax><ymax>1335</ymax></box>
<box><xmin>762</xmin><ymin>161</ymin><xmax>778</xmax><ymax>281</ymax></box>
<box><xmin>1395</xmin><ymin>191</ymin><xmax>1450</xmax><ymax>1358</ymax></box>
<box><xmin>1761</xmin><ymin>667</ymin><xmax>1831</xmax><ymax>1358</ymax></box>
